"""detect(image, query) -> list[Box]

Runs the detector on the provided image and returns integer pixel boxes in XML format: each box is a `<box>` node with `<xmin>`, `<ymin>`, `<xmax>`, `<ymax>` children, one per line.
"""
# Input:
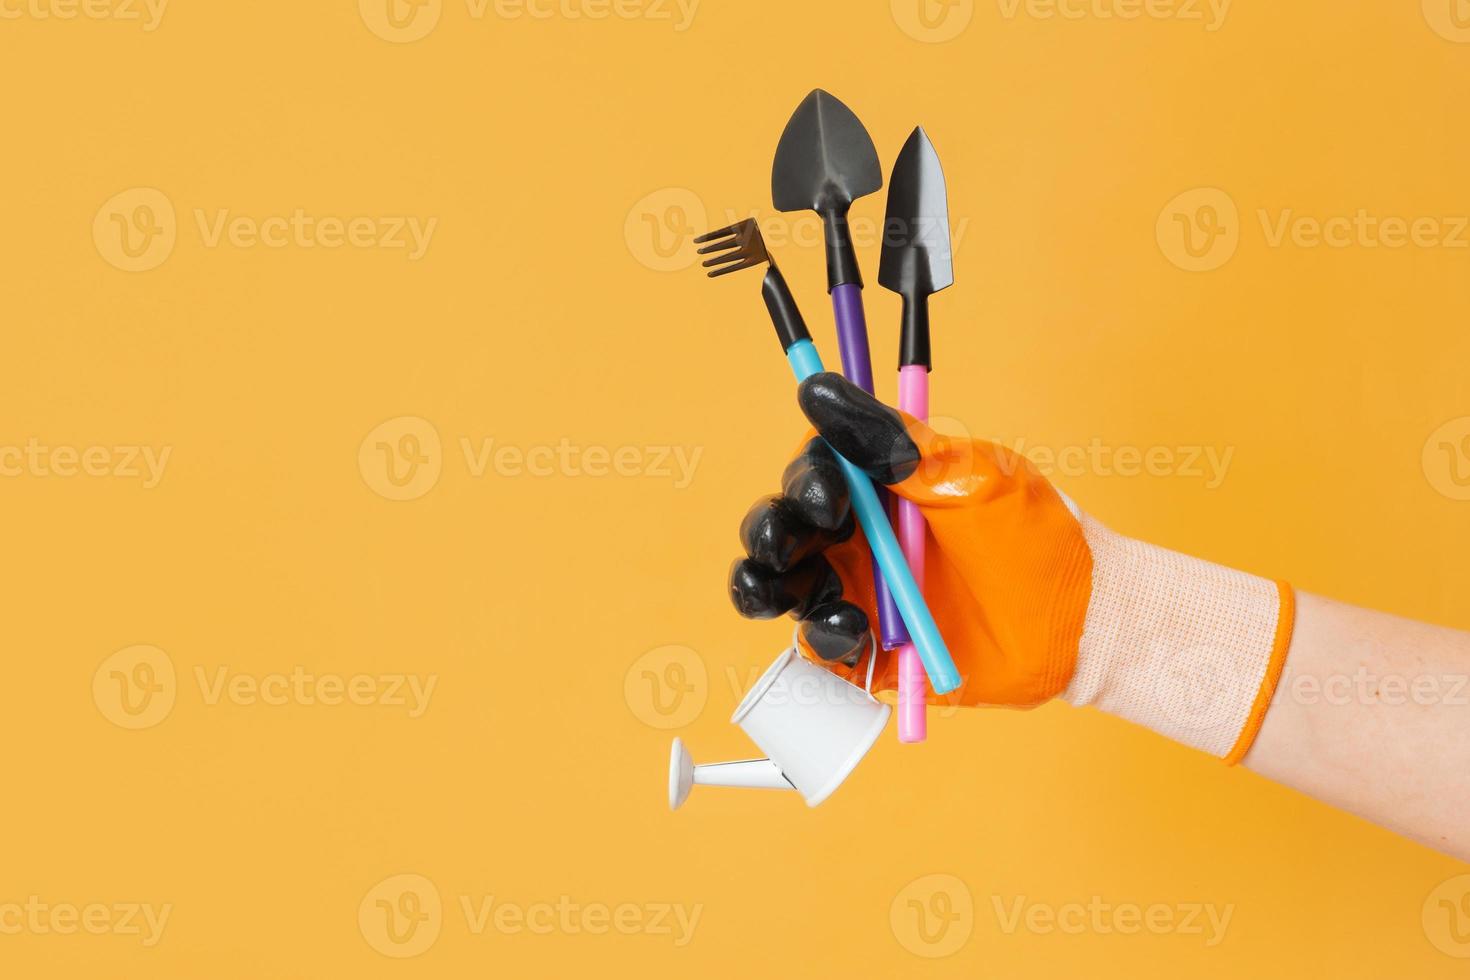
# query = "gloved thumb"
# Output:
<box><xmin>796</xmin><ymin>372</ymin><xmax>943</xmax><ymax>493</ymax></box>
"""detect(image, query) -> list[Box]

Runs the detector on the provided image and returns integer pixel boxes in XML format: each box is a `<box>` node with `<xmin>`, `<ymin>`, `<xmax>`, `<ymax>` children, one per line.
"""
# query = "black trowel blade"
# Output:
<box><xmin>771</xmin><ymin>89</ymin><xmax>883</xmax><ymax>215</ymax></box>
<box><xmin>878</xmin><ymin>127</ymin><xmax>953</xmax><ymax>298</ymax></box>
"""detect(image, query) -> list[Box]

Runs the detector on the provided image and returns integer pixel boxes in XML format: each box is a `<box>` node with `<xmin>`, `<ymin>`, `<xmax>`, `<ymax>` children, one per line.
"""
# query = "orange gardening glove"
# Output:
<box><xmin>729</xmin><ymin>372</ymin><xmax>1092</xmax><ymax>708</ymax></box>
<box><xmin>729</xmin><ymin>373</ymin><xmax>1296</xmax><ymax>761</ymax></box>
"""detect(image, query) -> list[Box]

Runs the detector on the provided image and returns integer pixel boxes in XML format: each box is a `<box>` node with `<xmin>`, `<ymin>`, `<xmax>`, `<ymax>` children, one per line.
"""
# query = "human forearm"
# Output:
<box><xmin>1243</xmin><ymin>591</ymin><xmax>1470</xmax><ymax>861</ymax></box>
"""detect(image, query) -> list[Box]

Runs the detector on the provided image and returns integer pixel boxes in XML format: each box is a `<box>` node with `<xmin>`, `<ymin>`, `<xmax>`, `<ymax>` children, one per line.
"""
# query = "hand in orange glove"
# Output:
<box><xmin>729</xmin><ymin>373</ymin><xmax>1296</xmax><ymax>762</ymax></box>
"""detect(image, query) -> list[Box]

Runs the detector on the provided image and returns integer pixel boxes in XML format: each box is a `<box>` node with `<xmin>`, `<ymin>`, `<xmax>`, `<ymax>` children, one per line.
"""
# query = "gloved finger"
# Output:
<box><xmin>798</xmin><ymin>600</ymin><xmax>871</xmax><ymax>667</ymax></box>
<box><xmin>797</xmin><ymin>372</ymin><xmax>982</xmax><ymax>504</ymax></box>
<box><xmin>727</xmin><ymin>555</ymin><xmax>843</xmax><ymax>620</ymax></box>
<box><xmin>780</xmin><ymin>438</ymin><xmax>850</xmax><ymax>531</ymax></box>
<box><xmin>797</xmin><ymin>372</ymin><xmax>921</xmax><ymax>484</ymax></box>
<box><xmin>739</xmin><ymin>492</ymin><xmax>855</xmax><ymax>572</ymax></box>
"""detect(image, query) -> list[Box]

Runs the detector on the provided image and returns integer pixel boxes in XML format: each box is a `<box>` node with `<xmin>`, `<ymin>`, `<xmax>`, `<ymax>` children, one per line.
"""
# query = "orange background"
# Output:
<box><xmin>1</xmin><ymin>0</ymin><xmax>1469</xmax><ymax>975</ymax></box>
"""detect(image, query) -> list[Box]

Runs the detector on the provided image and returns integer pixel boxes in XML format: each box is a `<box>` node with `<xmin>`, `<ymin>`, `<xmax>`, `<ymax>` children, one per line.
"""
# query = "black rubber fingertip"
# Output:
<box><xmin>728</xmin><ymin>558</ymin><xmax>788</xmax><ymax>620</ymax></box>
<box><xmin>801</xmin><ymin>601</ymin><xmax>870</xmax><ymax>665</ymax></box>
<box><xmin>781</xmin><ymin>447</ymin><xmax>849</xmax><ymax>531</ymax></box>
<box><xmin>739</xmin><ymin>496</ymin><xmax>802</xmax><ymax>571</ymax></box>
<box><xmin>787</xmin><ymin>557</ymin><xmax>843</xmax><ymax>619</ymax></box>
<box><xmin>797</xmin><ymin>373</ymin><xmax>920</xmax><ymax>485</ymax></box>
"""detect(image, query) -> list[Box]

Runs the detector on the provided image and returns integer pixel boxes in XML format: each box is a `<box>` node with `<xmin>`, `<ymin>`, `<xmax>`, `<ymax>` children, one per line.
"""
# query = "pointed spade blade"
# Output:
<box><xmin>771</xmin><ymin>89</ymin><xmax>882</xmax><ymax>215</ymax></box>
<box><xmin>878</xmin><ymin>127</ymin><xmax>953</xmax><ymax>298</ymax></box>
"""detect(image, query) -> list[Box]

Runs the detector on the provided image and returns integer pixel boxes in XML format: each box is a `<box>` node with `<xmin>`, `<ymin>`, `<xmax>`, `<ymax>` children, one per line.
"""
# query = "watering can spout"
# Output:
<box><xmin>669</xmin><ymin>738</ymin><xmax>791</xmax><ymax>810</ymax></box>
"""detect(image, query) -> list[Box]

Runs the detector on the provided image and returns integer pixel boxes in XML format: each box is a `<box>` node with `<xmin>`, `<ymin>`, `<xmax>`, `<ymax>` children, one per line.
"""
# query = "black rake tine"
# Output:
<box><xmin>696</xmin><ymin>238</ymin><xmax>743</xmax><ymax>255</ymax></box>
<box><xmin>692</xmin><ymin>221</ymin><xmax>750</xmax><ymax>244</ymax></box>
<box><xmin>701</xmin><ymin>251</ymin><xmax>747</xmax><ymax>268</ymax></box>
<box><xmin>704</xmin><ymin>257</ymin><xmax>761</xmax><ymax>278</ymax></box>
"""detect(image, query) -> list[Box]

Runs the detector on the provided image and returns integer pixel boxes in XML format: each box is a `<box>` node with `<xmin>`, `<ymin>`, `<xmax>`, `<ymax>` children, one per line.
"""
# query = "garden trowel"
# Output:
<box><xmin>771</xmin><ymin>89</ymin><xmax>907</xmax><ymax>651</ymax></box>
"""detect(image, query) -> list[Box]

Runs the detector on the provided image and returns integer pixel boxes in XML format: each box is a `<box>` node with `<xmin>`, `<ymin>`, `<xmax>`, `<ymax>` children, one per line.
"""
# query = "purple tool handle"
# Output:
<box><xmin>831</xmin><ymin>283</ymin><xmax>909</xmax><ymax>650</ymax></box>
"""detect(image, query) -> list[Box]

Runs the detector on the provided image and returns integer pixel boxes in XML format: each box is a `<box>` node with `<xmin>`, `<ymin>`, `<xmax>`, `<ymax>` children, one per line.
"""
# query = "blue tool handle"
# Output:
<box><xmin>783</xmin><ymin>339</ymin><xmax>961</xmax><ymax>695</ymax></box>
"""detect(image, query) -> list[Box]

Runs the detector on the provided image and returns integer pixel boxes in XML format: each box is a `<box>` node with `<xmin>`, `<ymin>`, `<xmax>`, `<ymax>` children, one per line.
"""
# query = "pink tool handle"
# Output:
<box><xmin>896</xmin><ymin>365</ymin><xmax>930</xmax><ymax>742</ymax></box>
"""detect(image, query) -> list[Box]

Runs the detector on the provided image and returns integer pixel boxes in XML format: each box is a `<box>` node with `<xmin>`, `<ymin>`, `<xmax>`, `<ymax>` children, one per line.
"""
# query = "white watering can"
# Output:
<box><xmin>668</xmin><ymin>640</ymin><xmax>890</xmax><ymax>810</ymax></box>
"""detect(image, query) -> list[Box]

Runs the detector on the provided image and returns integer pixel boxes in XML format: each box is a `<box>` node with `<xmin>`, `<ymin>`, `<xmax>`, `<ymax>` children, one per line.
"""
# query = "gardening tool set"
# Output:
<box><xmin>670</xmin><ymin>90</ymin><xmax>959</xmax><ymax>810</ymax></box>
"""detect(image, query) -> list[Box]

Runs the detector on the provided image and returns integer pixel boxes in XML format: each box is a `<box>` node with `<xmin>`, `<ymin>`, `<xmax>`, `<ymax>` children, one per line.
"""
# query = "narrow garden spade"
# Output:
<box><xmin>878</xmin><ymin>126</ymin><xmax>954</xmax><ymax>743</ymax></box>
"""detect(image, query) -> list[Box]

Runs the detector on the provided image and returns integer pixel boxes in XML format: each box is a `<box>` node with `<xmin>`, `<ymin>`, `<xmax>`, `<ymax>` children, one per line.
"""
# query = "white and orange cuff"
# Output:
<box><xmin>1062</xmin><ymin>515</ymin><xmax>1296</xmax><ymax>764</ymax></box>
